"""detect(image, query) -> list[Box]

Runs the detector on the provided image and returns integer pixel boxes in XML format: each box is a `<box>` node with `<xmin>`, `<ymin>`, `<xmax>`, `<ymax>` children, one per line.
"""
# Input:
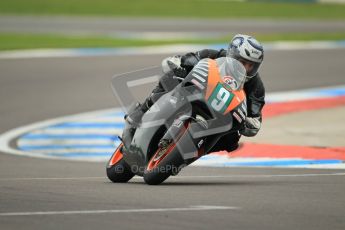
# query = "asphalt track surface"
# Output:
<box><xmin>1</xmin><ymin>48</ymin><xmax>345</xmax><ymax>229</ymax></box>
<box><xmin>1</xmin><ymin>15</ymin><xmax>345</xmax><ymax>37</ymax></box>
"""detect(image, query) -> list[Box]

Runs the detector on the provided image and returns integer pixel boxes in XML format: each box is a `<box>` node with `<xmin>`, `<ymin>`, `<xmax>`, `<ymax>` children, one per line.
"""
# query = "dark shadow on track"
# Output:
<box><xmin>104</xmin><ymin>179</ymin><xmax>294</xmax><ymax>187</ymax></box>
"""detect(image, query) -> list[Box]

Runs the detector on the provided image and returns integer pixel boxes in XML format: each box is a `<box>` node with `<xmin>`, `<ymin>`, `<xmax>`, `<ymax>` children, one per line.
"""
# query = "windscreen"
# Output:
<box><xmin>217</xmin><ymin>57</ymin><xmax>247</xmax><ymax>91</ymax></box>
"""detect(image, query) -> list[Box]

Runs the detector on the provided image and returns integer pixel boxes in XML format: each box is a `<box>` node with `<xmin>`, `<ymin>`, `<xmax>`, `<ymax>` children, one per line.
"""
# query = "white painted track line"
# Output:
<box><xmin>0</xmin><ymin>206</ymin><xmax>239</xmax><ymax>216</ymax></box>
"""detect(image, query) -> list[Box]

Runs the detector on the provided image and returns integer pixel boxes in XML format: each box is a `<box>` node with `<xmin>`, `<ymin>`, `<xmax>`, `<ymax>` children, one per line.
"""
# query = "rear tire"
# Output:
<box><xmin>106</xmin><ymin>144</ymin><xmax>135</xmax><ymax>183</ymax></box>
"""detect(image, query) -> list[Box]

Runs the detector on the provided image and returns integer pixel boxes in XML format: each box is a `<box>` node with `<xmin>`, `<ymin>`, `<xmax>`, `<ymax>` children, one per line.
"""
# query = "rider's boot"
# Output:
<box><xmin>209</xmin><ymin>132</ymin><xmax>241</xmax><ymax>153</ymax></box>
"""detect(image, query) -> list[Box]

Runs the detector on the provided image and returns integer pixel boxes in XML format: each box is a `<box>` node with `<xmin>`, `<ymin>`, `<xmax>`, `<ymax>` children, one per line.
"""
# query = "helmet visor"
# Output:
<box><xmin>238</xmin><ymin>58</ymin><xmax>260</xmax><ymax>78</ymax></box>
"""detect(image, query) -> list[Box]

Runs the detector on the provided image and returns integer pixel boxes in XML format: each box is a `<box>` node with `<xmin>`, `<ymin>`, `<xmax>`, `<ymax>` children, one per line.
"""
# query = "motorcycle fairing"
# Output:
<box><xmin>121</xmin><ymin>57</ymin><xmax>247</xmax><ymax>172</ymax></box>
<box><xmin>122</xmin><ymin>88</ymin><xmax>193</xmax><ymax>170</ymax></box>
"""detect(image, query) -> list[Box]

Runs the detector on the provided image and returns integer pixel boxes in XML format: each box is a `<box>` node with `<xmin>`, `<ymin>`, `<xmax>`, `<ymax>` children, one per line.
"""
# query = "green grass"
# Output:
<box><xmin>1</xmin><ymin>0</ymin><xmax>345</xmax><ymax>19</ymax></box>
<box><xmin>1</xmin><ymin>32</ymin><xmax>345</xmax><ymax>51</ymax></box>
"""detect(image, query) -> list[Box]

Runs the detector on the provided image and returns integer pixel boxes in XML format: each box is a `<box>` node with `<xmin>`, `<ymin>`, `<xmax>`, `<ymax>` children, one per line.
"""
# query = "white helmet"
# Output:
<box><xmin>227</xmin><ymin>34</ymin><xmax>264</xmax><ymax>78</ymax></box>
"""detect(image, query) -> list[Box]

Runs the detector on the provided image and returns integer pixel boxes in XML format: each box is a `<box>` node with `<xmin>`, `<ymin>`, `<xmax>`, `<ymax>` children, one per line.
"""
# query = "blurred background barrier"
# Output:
<box><xmin>0</xmin><ymin>0</ymin><xmax>345</xmax><ymax>51</ymax></box>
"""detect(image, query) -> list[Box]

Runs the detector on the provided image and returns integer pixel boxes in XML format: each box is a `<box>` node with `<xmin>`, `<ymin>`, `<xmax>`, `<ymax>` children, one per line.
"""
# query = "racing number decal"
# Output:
<box><xmin>208</xmin><ymin>83</ymin><xmax>234</xmax><ymax>113</ymax></box>
<box><xmin>211</xmin><ymin>87</ymin><xmax>229</xmax><ymax>111</ymax></box>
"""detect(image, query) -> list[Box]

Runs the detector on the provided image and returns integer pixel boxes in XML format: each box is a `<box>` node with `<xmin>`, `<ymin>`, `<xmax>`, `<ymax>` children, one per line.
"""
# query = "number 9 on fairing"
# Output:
<box><xmin>211</xmin><ymin>87</ymin><xmax>230</xmax><ymax>112</ymax></box>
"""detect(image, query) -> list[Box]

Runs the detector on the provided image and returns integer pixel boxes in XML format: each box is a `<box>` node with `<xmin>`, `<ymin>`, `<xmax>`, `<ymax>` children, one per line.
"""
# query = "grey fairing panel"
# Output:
<box><xmin>123</xmin><ymin>88</ymin><xmax>192</xmax><ymax>168</ymax></box>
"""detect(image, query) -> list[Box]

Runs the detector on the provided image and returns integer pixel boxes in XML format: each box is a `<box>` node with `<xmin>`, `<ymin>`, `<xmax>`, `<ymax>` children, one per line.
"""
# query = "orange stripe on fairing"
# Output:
<box><xmin>109</xmin><ymin>143</ymin><xmax>123</xmax><ymax>166</ymax></box>
<box><xmin>223</xmin><ymin>89</ymin><xmax>246</xmax><ymax>114</ymax></box>
<box><xmin>205</xmin><ymin>59</ymin><xmax>221</xmax><ymax>100</ymax></box>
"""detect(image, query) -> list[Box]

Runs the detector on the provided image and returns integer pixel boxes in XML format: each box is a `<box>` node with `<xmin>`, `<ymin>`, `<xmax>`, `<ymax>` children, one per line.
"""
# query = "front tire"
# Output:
<box><xmin>143</xmin><ymin>145</ymin><xmax>184</xmax><ymax>185</ymax></box>
<box><xmin>106</xmin><ymin>144</ymin><xmax>134</xmax><ymax>183</ymax></box>
<box><xmin>143</xmin><ymin>124</ymin><xmax>188</xmax><ymax>185</ymax></box>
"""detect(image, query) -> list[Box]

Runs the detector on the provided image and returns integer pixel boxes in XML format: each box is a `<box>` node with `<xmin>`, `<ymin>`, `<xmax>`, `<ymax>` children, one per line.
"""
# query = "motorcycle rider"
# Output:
<box><xmin>125</xmin><ymin>34</ymin><xmax>265</xmax><ymax>152</ymax></box>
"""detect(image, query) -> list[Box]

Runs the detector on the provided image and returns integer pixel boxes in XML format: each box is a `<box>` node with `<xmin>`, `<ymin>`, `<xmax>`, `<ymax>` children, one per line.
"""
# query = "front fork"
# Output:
<box><xmin>159</xmin><ymin>115</ymin><xmax>208</xmax><ymax>165</ymax></box>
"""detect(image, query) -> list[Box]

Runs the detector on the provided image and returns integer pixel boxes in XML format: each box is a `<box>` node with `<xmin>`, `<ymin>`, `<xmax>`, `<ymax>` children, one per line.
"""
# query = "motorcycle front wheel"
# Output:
<box><xmin>143</xmin><ymin>124</ymin><xmax>188</xmax><ymax>185</ymax></box>
<box><xmin>106</xmin><ymin>143</ymin><xmax>135</xmax><ymax>183</ymax></box>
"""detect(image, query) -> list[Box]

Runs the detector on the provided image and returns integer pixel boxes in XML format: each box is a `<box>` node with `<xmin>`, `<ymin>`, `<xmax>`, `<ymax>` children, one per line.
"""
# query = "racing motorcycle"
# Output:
<box><xmin>106</xmin><ymin>57</ymin><xmax>247</xmax><ymax>185</ymax></box>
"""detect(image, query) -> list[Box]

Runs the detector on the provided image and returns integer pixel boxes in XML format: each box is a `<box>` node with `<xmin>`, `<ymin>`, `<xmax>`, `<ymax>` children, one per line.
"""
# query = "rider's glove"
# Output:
<box><xmin>161</xmin><ymin>55</ymin><xmax>187</xmax><ymax>78</ymax></box>
<box><xmin>240</xmin><ymin>117</ymin><xmax>261</xmax><ymax>137</ymax></box>
<box><xmin>180</xmin><ymin>52</ymin><xmax>200</xmax><ymax>72</ymax></box>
